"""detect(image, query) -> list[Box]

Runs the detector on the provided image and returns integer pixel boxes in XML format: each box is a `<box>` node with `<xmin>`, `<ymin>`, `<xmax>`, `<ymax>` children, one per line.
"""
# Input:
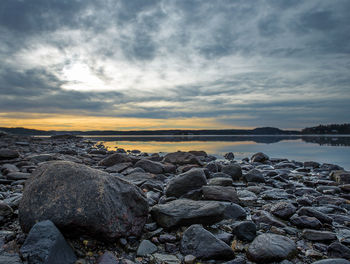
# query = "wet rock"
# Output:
<box><xmin>150</xmin><ymin>199</ymin><xmax>225</xmax><ymax>228</ymax></box>
<box><xmin>180</xmin><ymin>224</ymin><xmax>234</xmax><ymax>260</ymax></box>
<box><xmin>163</xmin><ymin>151</ymin><xmax>201</xmax><ymax>165</ymax></box>
<box><xmin>98</xmin><ymin>153</ymin><xmax>131</xmax><ymax>167</ymax></box>
<box><xmin>150</xmin><ymin>253</ymin><xmax>180</xmax><ymax>264</ymax></box>
<box><xmin>224</xmin><ymin>152</ymin><xmax>235</xmax><ymax>160</ymax></box>
<box><xmin>28</xmin><ymin>154</ymin><xmax>57</xmax><ymax>163</ymax></box>
<box><xmin>302</xmin><ymin>229</ymin><xmax>337</xmax><ymax>242</ymax></box>
<box><xmin>0</xmin><ymin>149</ymin><xmax>19</xmax><ymax>160</ymax></box>
<box><xmin>247</xmin><ymin>233</ymin><xmax>296</xmax><ymax>263</ymax></box>
<box><xmin>270</xmin><ymin>202</ymin><xmax>296</xmax><ymax>220</ymax></box>
<box><xmin>135</xmin><ymin>159</ymin><xmax>164</xmax><ymax>174</ymax></box>
<box><xmin>232</xmin><ymin>221</ymin><xmax>257</xmax><ymax>242</ymax></box>
<box><xmin>189</xmin><ymin>150</ymin><xmax>207</xmax><ymax>157</ymax></box>
<box><xmin>165</xmin><ymin>168</ymin><xmax>207</xmax><ymax>198</ymax></box>
<box><xmin>105</xmin><ymin>162</ymin><xmax>132</xmax><ymax>173</ymax></box>
<box><xmin>184</xmin><ymin>255</ymin><xmax>196</xmax><ymax>264</ymax></box>
<box><xmin>312</xmin><ymin>259</ymin><xmax>350</xmax><ymax>264</ymax></box>
<box><xmin>222</xmin><ymin>202</ymin><xmax>247</xmax><ymax>220</ymax></box>
<box><xmin>19</xmin><ymin>161</ymin><xmax>148</xmax><ymax>240</ymax></box>
<box><xmin>221</xmin><ymin>164</ymin><xmax>242</xmax><ymax>181</ymax></box>
<box><xmin>20</xmin><ymin>220</ymin><xmax>77</xmax><ymax>264</ymax></box>
<box><xmin>297</xmin><ymin>207</ymin><xmax>333</xmax><ymax>224</ymax></box>
<box><xmin>290</xmin><ymin>215</ymin><xmax>322</xmax><ymax>229</ymax></box>
<box><xmin>202</xmin><ymin>186</ymin><xmax>240</xmax><ymax>203</ymax></box>
<box><xmin>137</xmin><ymin>240</ymin><xmax>158</xmax><ymax>256</ymax></box>
<box><xmin>252</xmin><ymin>210</ymin><xmax>286</xmax><ymax>228</ymax></box>
<box><xmin>304</xmin><ymin>161</ymin><xmax>320</xmax><ymax>168</ymax></box>
<box><xmin>330</xmin><ymin>170</ymin><xmax>350</xmax><ymax>184</ymax></box>
<box><xmin>328</xmin><ymin>241</ymin><xmax>350</xmax><ymax>259</ymax></box>
<box><xmin>1</xmin><ymin>164</ymin><xmax>19</xmax><ymax>174</ymax></box>
<box><xmin>251</xmin><ymin>152</ymin><xmax>269</xmax><ymax>163</ymax></box>
<box><xmin>208</xmin><ymin>177</ymin><xmax>233</xmax><ymax>186</ymax></box>
<box><xmin>6</xmin><ymin>172</ymin><xmax>31</xmax><ymax>180</ymax></box>
<box><xmin>97</xmin><ymin>252</ymin><xmax>118</xmax><ymax>264</ymax></box>
<box><xmin>243</xmin><ymin>169</ymin><xmax>265</xmax><ymax>183</ymax></box>
<box><xmin>261</xmin><ymin>189</ymin><xmax>291</xmax><ymax>200</ymax></box>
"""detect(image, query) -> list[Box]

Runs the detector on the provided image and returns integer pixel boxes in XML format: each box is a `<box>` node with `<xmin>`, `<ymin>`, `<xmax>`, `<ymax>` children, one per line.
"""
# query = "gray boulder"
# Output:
<box><xmin>20</xmin><ymin>220</ymin><xmax>76</xmax><ymax>264</ymax></box>
<box><xmin>221</xmin><ymin>164</ymin><xmax>242</xmax><ymax>181</ymax></box>
<box><xmin>166</xmin><ymin>168</ymin><xmax>207</xmax><ymax>198</ymax></box>
<box><xmin>0</xmin><ymin>149</ymin><xmax>19</xmax><ymax>160</ymax></box>
<box><xmin>202</xmin><ymin>186</ymin><xmax>240</xmax><ymax>204</ymax></box>
<box><xmin>98</xmin><ymin>153</ymin><xmax>131</xmax><ymax>166</ymax></box>
<box><xmin>180</xmin><ymin>224</ymin><xmax>234</xmax><ymax>260</ymax></box>
<box><xmin>19</xmin><ymin>161</ymin><xmax>148</xmax><ymax>240</ymax></box>
<box><xmin>163</xmin><ymin>151</ymin><xmax>201</xmax><ymax>165</ymax></box>
<box><xmin>243</xmin><ymin>169</ymin><xmax>265</xmax><ymax>183</ymax></box>
<box><xmin>135</xmin><ymin>159</ymin><xmax>164</xmax><ymax>174</ymax></box>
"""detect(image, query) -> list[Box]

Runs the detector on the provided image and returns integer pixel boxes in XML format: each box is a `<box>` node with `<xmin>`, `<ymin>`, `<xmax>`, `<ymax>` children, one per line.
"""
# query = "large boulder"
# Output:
<box><xmin>247</xmin><ymin>233</ymin><xmax>296</xmax><ymax>263</ymax></box>
<box><xmin>98</xmin><ymin>153</ymin><xmax>131</xmax><ymax>167</ymax></box>
<box><xmin>163</xmin><ymin>151</ymin><xmax>201</xmax><ymax>165</ymax></box>
<box><xmin>243</xmin><ymin>169</ymin><xmax>265</xmax><ymax>183</ymax></box>
<box><xmin>221</xmin><ymin>164</ymin><xmax>242</xmax><ymax>181</ymax></box>
<box><xmin>135</xmin><ymin>159</ymin><xmax>164</xmax><ymax>174</ymax></box>
<box><xmin>180</xmin><ymin>224</ymin><xmax>234</xmax><ymax>260</ymax></box>
<box><xmin>20</xmin><ymin>220</ymin><xmax>77</xmax><ymax>264</ymax></box>
<box><xmin>165</xmin><ymin>168</ymin><xmax>207</xmax><ymax>198</ymax></box>
<box><xmin>151</xmin><ymin>199</ymin><xmax>225</xmax><ymax>228</ymax></box>
<box><xmin>19</xmin><ymin>161</ymin><xmax>148</xmax><ymax>240</ymax></box>
<box><xmin>0</xmin><ymin>149</ymin><xmax>19</xmax><ymax>160</ymax></box>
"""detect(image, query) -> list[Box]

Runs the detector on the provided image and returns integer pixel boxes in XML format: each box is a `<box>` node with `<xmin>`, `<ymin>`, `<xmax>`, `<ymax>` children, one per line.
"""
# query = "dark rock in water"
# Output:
<box><xmin>330</xmin><ymin>170</ymin><xmax>350</xmax><ymax>184</ymax></box>
<box><xmin>0</xmin><ymin>149</ymin><xmax>19</xmax><ymax>160</ymax></box>
<box><xmin>165</xmin><ymin>168</ymin><xmax>207</xmax><ymax>198</ymax></box>
<box><xmin>247</xmin><ymin>233</ymin><xmax>296</xmax><ymax>263</ymax></box>
<box><xmin>97</xmin><ymin>252</ymin><xmax>118</xmax><ymax>264</ymax></box>
<box><xmin>98</xmin><ymin>153</ymin><xmax>131</xmax><ymax>167</ymax></box>
<box><xmin>328</xmin><ymin>242</ymin><xmax>350</xmax><ymax>259</ymax></box>
<box><xmin>297</xmin><ymin>207</ymin><xmax>333</xmax><ymax>224</ymax></box>
<box><xmin>180</xmin><ymin>224</ymin><xmax>234</xmax><ymax>260</ymax></box>
<box><xmin>135</xmin><ymin>159</ymin><xmax>164</xmax><ymax>174</ymax></box>
<box><xmin>251</xmin><ymin>152</ymin><xmax>269</xmax><ymax>163</ymax></box>
<box><xmin>150</xmin><ymin>199</ymin><xmax>225</xmax><ymax>228</ymax></box>
<box><xmin>302</xmin><ymin>229</ymin><xmax>337</xmax><ymax>242</ymax></box>
<box><xmin>19</xmin><ymin>161</ymin><xmax>148</xmax><ymax>240</ymax></box>
<box><xmin>270</xmin><ymin>202</ymin><xmax>296</xmax><ymax>220</ymax></box>
<box><xmin>224</xmin><ymin>152</ymin><xmax>235</xmax><ymax>160</ymax></box>
<box><xmin>290</xmin><ymin>215</ymin><xmax>322</xmax><ymax>229</ymax></box>
<box><xmin>202</xmin><ymin>186</ymin><xmax>240</xmax><ymax>204</ymax></box>
<box><xmin>232</xmin><ymin>221</ymin><xmax>257</xmax><ymax>242</ymax></box>
<box><xmin>20</xmin><ymin>220</ymin><xmax>77</xmax><ymax>264</ymax></box>
<box><xmin>312</xmin><ymin>259</ymin><xmax>350</xmax><ymax>264</ymax></box>
<box><xmin>137</xmin><ymin>240</ymin><xmax>158</xmax><ymax>256</ymax></box>
<box><xmin>221</xmin><ymin>164</ymin><xmax>242</xmax><ymax>181</ymax></box>
<box><xmin>163</xmin><ymin>151</ymin><xmax>201</xmax><ymax>165</ymax></box>
<box><xmin>243</xmin><ymin>169</ymin><xmax>265</xmax><ymax>183</ymax></box>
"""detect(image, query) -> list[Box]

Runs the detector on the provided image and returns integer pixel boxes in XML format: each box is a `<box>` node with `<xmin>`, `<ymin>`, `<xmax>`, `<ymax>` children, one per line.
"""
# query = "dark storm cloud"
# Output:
<box><xmin>0</xmin><ymin>0</ymin><xmax>349</xmax><ymax>128</ymax></box>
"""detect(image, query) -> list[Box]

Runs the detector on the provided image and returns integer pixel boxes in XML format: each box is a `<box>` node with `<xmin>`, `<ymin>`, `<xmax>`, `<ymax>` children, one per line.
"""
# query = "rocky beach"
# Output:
<box><xmin>1</xmin><ymin>131</ymin><xmax>350</xmax><ymax>264</ymax></box>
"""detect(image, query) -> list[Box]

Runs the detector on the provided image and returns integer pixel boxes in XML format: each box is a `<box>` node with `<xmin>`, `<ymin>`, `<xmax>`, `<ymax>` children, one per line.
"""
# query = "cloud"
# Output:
<box><xmin>0</xmin><ymin>0</ymin><xmax>349</xmax><ymax>129</ymax></box>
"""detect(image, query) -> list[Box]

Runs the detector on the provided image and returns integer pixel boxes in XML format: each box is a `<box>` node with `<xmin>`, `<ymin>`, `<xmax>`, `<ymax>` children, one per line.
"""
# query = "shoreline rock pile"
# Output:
<box><xmin>0</xmin><ymin>133</ymin><xmax>350</xmax><ymax>263</ymax></box>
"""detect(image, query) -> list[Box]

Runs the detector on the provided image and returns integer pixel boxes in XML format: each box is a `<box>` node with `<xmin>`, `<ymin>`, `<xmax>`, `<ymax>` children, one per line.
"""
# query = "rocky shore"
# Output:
<box><xmin>1</xmin><ymin>131</ymin><xmax>350</xmax><ymax>264</ymax></box>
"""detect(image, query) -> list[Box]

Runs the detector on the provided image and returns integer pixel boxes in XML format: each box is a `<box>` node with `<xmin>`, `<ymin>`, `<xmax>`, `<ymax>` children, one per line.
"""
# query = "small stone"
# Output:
<box><xmin>302</xmin><ymin>229</ymin><xmax>337</xmax><ymax>243</ymax></box>
<box><xmin>184</xmin><ymin>254</ymin><xmax>196</xmax><ymax>264</ymax></box>
<box><xmin>137</xmin><ymin>240</ymin><xmax>158</xmax><ymax>256</ymax></box>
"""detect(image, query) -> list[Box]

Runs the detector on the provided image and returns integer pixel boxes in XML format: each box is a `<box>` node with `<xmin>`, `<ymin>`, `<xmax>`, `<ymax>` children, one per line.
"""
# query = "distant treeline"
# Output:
<box><xmin>302</xmin><ymin>124</ymin><xmax>350</xmax><ymax>134</ymax></box>
<box><xmin>1</xmin><ymin>124</ymin><xmax>349</xmax><ymax>136</ymax></box>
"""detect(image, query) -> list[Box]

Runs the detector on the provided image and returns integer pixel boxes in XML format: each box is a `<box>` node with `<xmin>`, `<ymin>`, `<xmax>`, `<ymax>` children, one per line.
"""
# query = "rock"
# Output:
<box><xmin>243</xmin><ymin>169</ymin><xmax>265</xmax><ymax>183</ymax></box>
<box><xmin>261</xmin><ymin>189</ymin><xmax>291</xmax><ymax>200</ymax></box>
<box><xmin>252</xmin><ymin>210</ymin><xmax>286</xmax><ymax>228</ymax></box>
<box><xmin>19</xmin><ymin>161</ymin><xmax>148</xmax><ymax>240</ymax></box>
<box><xmin>247</xmin><ymin>233</ymin><xmax>296</xmax><ymax>263</ymax></box>
<box><xmin>1</xmin><ymin>164</ymin><xmax>19</xmax><ymax>174</ymax></box>
<box><xmin>150</xmin><ymin>253</ymin><xmax>180</xmax><ymax>264</ymax></box>
<box><xmin>98</xmin><ymin>153</ymin><xmax>131</xmax><ymax>167</ymax></box>
<box><xmin>28</xmin><ymin>154</ymin><xmax>57</xmax><ymax>163</ymax></box>
<box><xmin>297</xmin><ymin>207</ymin><xmax>333</xmax><ymax>224</ymax></box>
<box><xmin>330</xmin><ymin>170</ymin><xmax>350</xmax><ymax>184</ymax></box>
<box><xmin>189</xmin><ymin>150</ymin><xmax>207</xmax><ymax>157</ymax></box>
<box><xmin>302</xmin><ymin>229</ymin><xmax>337</xmax><ymax>242</ymax></box>
<box><xmin>251</xmin><ymin>152</ymin><xmax>269</xmax><ymax>163</ymax></box>
<box><xmin>0</xmin><ymin>202</ymin><xmax>14</xmax><ymax>217</ymax></box>
<box><xmin>150</xmin><ymin>199</ymin><xmax>225</xmax><ymax>228</ymax></box>
<box><xmin>137</xmin><ymin>240</ymin><xmax>158</xmax><ymax>256</ymax></box>
<box><xmin>270</xmin><ymin>202</ymin><xmax>296</xmax><ymax>220</ymax></box>
<box><xmin>163</xmin><ymin>151</ymin><xmax>201</xmax><ymax>165</ymax></box>
<box><xmin>221</xmin><ymin>164</ymin><xmax>242</xmax><ymax>181</ymax></box>
<box><xmin>97</xmin><ymin>252</ymin><xmax>118</xmax><ymax>264</ymax></box>
<box><xmin>135</xmin><ymin>159</ymin><xmax>164</xmax><ymax>174</ymax></box>
<box><xmin>165</xmin><ymin>168</ymin><xmax>207</xmax><ymax>198</ymax></box>
<box><xmin>205</xmin><ymin>162</ymin><xmax>218</xmax><ymax>173</ymax></box>
<box><xmin>304</xmin><ymin>161</ymin><xmax>320</xmax><ymax>168</ymax></box>
<box><xmin>105</xmin><ymin>162</ymin><xmax>131</xmax><ymax>173</ymax></box>
<box><xmin>202</xmin><ymin>186</ymin><xmax>240</xmax><ymax>203</ymax></box>
<box><xmin>0</xmin><ymin>252</ymin><xmax>22</xmax><ymax>264</ymax></box>
<box><xmin>328</xmin><ymin>242</ymin><xmax>350</xmax><ymax>259</ymax></box>
<box><xmin>222</xmin><ymin>202</ymin><xmax>247</xmax><ymax>220</ymax></box>
<box><xmin>180</xmin><ymin>224</ymin><xmax>234</xmax><ymax>260</ymax></box>
<box><xmin>6</xmin><ymin>172</ymin><xmax>31</xmax><ymax>180</ymax></box>
<box><xmin>184</xmin><ymin>255</ymin><xmax>196</xmax><ymax>264</ymax></box>
<box><xmin>232</xmin><ymin>221</ymin><xmax>257</xmax><ymax>242</ymax></box>
<box><xmin>0</xmin><ymin>149</ymin><xmax>19</xmax><ymax>160</ymax></box>
<box><xmin>20</xmin><ymin>220</ymin><xmax>77</xmax><ymax>264</ymax></box>
<box><xmin>290</xmin><ymin>215</ymin><xmax>322</xmax><ymax>229</ymax></box>
<box><xmin>208</xmin><ymin>177</ymin><xmax>233</xmax><ymax>186</ymax></box>
<box><xmin>312</xmin><ymin>259</ymin><xmax>350</xmax><ymax>264</ymax></box>
<box><xmin>224</xmin><ymin>152</ymin><xmax>235</xmax><ymax>160</ymax></box>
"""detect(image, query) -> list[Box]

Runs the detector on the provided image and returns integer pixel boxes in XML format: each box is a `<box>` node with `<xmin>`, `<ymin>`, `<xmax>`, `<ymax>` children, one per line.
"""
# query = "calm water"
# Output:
<box><xmin>90</xmin><ymin>135</ymin><xmax>350</xmax><ymax>170</ymax></box>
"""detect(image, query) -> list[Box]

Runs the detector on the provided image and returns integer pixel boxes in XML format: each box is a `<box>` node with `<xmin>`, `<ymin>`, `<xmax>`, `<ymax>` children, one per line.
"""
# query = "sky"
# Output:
<box><xmin>0</xmin><ymin>0</ymin><xmax>349</xmax><ymax>131</ymax></box>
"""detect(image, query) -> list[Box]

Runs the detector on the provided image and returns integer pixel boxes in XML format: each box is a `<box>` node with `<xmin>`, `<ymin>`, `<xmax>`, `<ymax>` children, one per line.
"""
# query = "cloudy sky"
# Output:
<box><xmin>0</xmin><ymin>0</ymin><xmax>349</xmax><ymax>130</ymax></box>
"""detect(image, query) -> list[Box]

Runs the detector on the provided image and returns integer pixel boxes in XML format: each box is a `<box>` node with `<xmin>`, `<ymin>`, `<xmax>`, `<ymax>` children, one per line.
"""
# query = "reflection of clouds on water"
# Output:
<box><xmin>95</xmin><ymin>136</ymin><xmax>350</xmax><ymax>170</ymax></box>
